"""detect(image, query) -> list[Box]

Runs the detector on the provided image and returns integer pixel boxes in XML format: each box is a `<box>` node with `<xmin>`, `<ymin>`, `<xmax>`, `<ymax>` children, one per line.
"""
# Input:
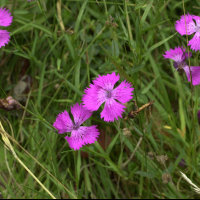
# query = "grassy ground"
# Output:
<box><xmin>0</xmin><ymin>0</ymin><xmax>200</xmax><ymax>198</ymax></box>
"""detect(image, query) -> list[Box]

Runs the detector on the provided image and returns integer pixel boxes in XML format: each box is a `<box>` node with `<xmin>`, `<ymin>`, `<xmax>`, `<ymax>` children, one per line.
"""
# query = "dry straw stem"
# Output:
<box><xmin>180</xmin><ymin>171</ymin><xmax>200</xmax><ymax>194</ymax></box>
<box><xmin>57</xmin><ymin>0</ymin><xmax>65</xmax><ymax>31</ymax></box>
<box><xmin>0</xmin><ymin>121</ymin><xmax>56</xmax><ymax>199</ymax></box>
<box><xmin>0</xmin><ymin>124</ymin><xmax>77</xmax><ymax>199</ymax></box>
<box><xmin>121</xmin><ymin>136</ymin><xmax>143</xmax><ymax>169</ymax></box>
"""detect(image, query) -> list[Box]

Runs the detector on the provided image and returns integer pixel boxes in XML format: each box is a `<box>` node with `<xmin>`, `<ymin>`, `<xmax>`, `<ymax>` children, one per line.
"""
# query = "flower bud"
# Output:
<box><xmin>0</xmin><ymin>96</ymin><xmax>21</xmax><ymax>111</ymax></box>
<box><xmin>162</xmin><ymin>173</ymin><xmax>171</xmax><ymax>184</ymax></box>
<box><xmin>156</xmin><ymin>155</ymin><xmax>168</xmax><ymax>165</ymax></box>
<box><xmin>122</xmin><ymin>128</ymin><xmax>131</xmax><ymax>137</ymax></box>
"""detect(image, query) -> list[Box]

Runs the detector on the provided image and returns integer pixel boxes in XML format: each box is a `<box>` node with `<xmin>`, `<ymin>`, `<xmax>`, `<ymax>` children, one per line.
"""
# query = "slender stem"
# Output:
<box><xmin>16</xmin><ymin>157</ymin><xmax>56</xmax><ymax>199</ymax></box>
<box><xmin>121</xmin><ymin>136</ymin><xmax>143</xmax><ymax>169</ymax></box>
<box><xmin>182</xmin><ymin>0</ymin><xmax>196</xmax><ymax>161</ymax></box>
<box><xmin>124</xmin><ymin>0</ymin><xmax>133</xmax><ymax>41</ymax></box>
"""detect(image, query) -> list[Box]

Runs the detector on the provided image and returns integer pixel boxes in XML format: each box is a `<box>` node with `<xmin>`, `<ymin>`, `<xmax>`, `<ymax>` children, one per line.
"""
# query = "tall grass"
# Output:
<box><xmin>0</xmin><ymin>0</ymin><xmax>200</xmax><ymax>198</ymax></box>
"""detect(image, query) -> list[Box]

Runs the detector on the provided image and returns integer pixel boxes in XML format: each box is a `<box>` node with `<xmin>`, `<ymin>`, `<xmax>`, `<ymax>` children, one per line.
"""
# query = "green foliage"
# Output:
<box><xmin>0</xmin><ymin>0</ymin><xmax>200</xmax><ymax>198</ymax></box>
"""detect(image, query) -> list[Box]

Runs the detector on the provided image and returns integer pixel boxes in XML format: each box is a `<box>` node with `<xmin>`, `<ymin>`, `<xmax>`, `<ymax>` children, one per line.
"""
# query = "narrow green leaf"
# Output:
<box><xmin>111</xmin><ymin>40</ymin><xmax>120</xmax><ymax>58</ymax></box>
<box><xmin>14</xmin><ymin>19</ymin><xmax>52</xmax><ymax>36</ymax></box>
<box><xmin>76</xmin><ymin>151</ymin><xmax>81</xmax><ymax>189</ymax></box>
<box><xmin>99</xmin><ymin>44</ymin><xmax>134</xmax><ymax>85</ymax></box>
<box><xmin>142</xmin><ymin>33</ymin><xmax>176</xmax><ymax>58</ymax></box>
<box><xmin>140</xmin><ymin>19</ymin><xmax>170</xmax><ymax>35</ymax></box>
<box><xmin>54</xmin><ymin>70</ymin><xmax>83</xmax><ymax>97</ymax></box>
<box><xmin>63</xmin><ymin>32</ymin><xmax>75</xmax><ymax>60</ymax></box>
<box><xmin>37</xmin><ymin>64</ymin><xmax>46</xmax><ymax>109</ymax></box>
<box><xmin>74</xmin><ymin>0</ymin><xmax>88</xmax><ymax>34</ymax></box>
<box><xmin>0</xmin><ymin>174</ymin><xmax>16</xmax><ymax>199</ymax></box>
<box><xmin>140</xmin><ymin>0</ymin><xmax>154</xmax><ymax>25</ymax></box>
<box><xmin>106</xmin><ymin>131</ymin><xmax>120</xmax><ymax>156</ymax></box>
<box><xmin>135</xmin><ymin>171</ymin><xmax>156</xmax><ymax>178</ymax></box>
<box><xmin>141</xmin><ymin>76</ymin><xmax>158</xmax><ymax>94</ymax></box>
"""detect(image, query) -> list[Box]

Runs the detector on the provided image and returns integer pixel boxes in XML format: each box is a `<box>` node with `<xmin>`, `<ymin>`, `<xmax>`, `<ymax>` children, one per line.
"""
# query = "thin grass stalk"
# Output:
<box><xmin>180</xmin><ymin>171</ymin><xmax>200</xmax><ymax>194</ymax></box>
<box><xmin>0</xmin><ymin>122</ymin><xmax>56</xmax><ymax>199</ymax></box>
<box><xmin>182</xmin><ymin>0</ymin><xmax>196</xmax><ymax>161</ymax></box>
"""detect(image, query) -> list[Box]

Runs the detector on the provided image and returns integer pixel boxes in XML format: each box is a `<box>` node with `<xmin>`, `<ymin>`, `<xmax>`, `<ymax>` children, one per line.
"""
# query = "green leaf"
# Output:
<box><xmin>142</xmin><ymin>33</ymin><xmax>176</xmax><ymax>58</ymax></box>
<box><xmin>141</xmin><ymin>76</ymin><xmax>158</xmax><ymax>94</ymax></box>
<box><xmin>54</xmin><ymin>70</ymin><xmax>83</xmax><ymax>97</ymax></box>
<box><xmin>140</xmin><ymin>19</ymin><xmax>170</xmax><ymax>35</ymax></box>
<box><xmin>74</xmin><ymin>0</ymin><xmax>88</xmax><ymax>34</ymax></box>
<box><xmin>140</xmin><ymin>0</ymin><xmax>154</xmax><ymax>25</ymax></box>
<box><xmin>111</xmin><ymin>40</ymin><xmax>120</xmax><ymax>58</ymax></box>
<box><xmin>13</xmin><ymin>19</ymin><xmax>52</xmax><ymax>36</ymax></box>
<box><xmin>100</xmin><ymin>44</ymin><xmax>134</xmax><ymax>85</ymax></box>
<box><xmin>106</xmin><ymin>131</ymin><xmax>120</xmax><ymax>156</ymax></box>
<box><xmin>135</xmin><ymin>171</ymin><xmax>156</xmax><ymax>178</ymax></box>
<box><xmin>63</xmin><ymin>32</ymin><xmax>75</xmax><ymax>60</ymax></box>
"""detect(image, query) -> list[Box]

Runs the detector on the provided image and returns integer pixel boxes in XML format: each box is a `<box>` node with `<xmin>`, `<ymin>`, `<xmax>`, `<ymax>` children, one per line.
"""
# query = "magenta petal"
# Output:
<box><xmin>82</xmin><ymin>84</ymin><xmax>106</xmax><ymax>111</ymax></box>
<box><xmin>112</xmin><ymin>80</ymin><xmax>134</xmax><ymax>103</ymax></box>
<box><xmin>93</xmin><ymin>72</ymin><xmax>120</xmax><ymax>90</ymax></box>
<box><xmin>0</xmin><ymin>30</ymin><xmax>10</xmax><ymax>48</ymax></box>
<box><xmin>188</xmin><ymin>32</ymin><xmax>200</xmax><ymax>52</ymax></box>
<box><xmin>101</xmin><ymin>99</ymin><xmax>126</xmax><ymax>122</ymax></box>
<box><xmin>175</xmin><ymin>14</ymin><xmax>196</xmax><ymax>36</ymax></box>
<box><xmin>53</xmin><ymin>110</ymin><xmax>74</xmax><ymax>134</ymax></box>
<box><xmin>192</xmin><ymin>16</ymin><xmax>200</xmax><ymax>27</ymax></box>
<box><xmin>163</xmin><ymin>46</ymin><xmax>186</xmax><ymax>62</ymax></box>
<box><xmin>70</xmin><ymin>103</ymin><xmax>92</xmax><ymax>125</ymax></box>
<box><xmin>184</xmin><ymin>66</ymin><xmax>200</xmax><ymax>86</ymax></box>
<box><xmin>0</xmin><ymin>8</ymin><xmax>13</xmax><ymax>27</ymax></box>
<box><xmin>65</xmin><ymin>126</ymin><xmax>100</xmax><ymax>150</ymax></box>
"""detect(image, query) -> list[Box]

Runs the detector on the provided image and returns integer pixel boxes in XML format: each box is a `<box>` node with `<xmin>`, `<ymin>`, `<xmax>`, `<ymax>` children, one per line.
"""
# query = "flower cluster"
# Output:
<box><xmin>0</xmin><ymin>1</ymin><xmax>36</xmax><ymax>48</ymax></box>
<box><xmin>53</xmin><ymin>72</ymin><xmax>134</xmax><ymax>150</ymax></box>
<box><xmin>0</xmin><ymin>8</ymin><xmax>12</xmax><ymax>48</ymax></box>
<box><xmin>163</xmin><ymin>47</ymin><xmax>200</xmax><ymax>86</ymax></box>
<box><xmin>163</xmin><ymin>13</ymin><xmax>200</xmax><ymax>86</ymax></box>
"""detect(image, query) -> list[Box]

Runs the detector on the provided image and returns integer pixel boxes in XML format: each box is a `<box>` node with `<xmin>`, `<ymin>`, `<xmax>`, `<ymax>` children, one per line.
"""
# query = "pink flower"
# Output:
<box><xmin>53</xmin><ymin>103</ymin><xmax>99</xmax><ymax>150</ymax></box>
<box><xmin>0</xmin><ymin>8</ymin><xmax>13</xmax><ymax>48</ymax></box>
<box><xmin>82</xmin><ymin>72</ymin><xmax>134</xmax><ymax>122</ymax></box>
<box><xmin>175</xmin><ymin>14</ymin><xmax>200</xmax><ymax>51</ymax></box>
<box><xmin>163</xmin><ymin>46</ymin><xmax>200</xmax><ymax>86</ymax></box>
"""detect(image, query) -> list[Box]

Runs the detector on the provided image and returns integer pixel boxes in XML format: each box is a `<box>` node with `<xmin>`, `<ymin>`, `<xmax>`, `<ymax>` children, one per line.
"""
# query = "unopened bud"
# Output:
<box><xmin>54</xmin><ymin>83</ymin><xmax>60</xmax><ymax>90</ymax></box>
<box><xmin>162</xmin><ymin>173</ymin><xmax>171</xmax><ymax>184</ymax></box>
<box><xmin>122</xmin><ymin>128</ymin><xmax>131</xmax><ymax>137</ymax></box>
<box><xmin>156</xmin><ymin>155</ymin><xmax>168</xmax><ymax>165</ymax></box>
<box><xmin>148</xmin><ymin>152</ymin><xmax>155</xmax><ymax>160</ymax></box>
<box><xmin>0</xmin><ymin>96</ymin><xmax>21</xmax><ymax>111</ymax></box>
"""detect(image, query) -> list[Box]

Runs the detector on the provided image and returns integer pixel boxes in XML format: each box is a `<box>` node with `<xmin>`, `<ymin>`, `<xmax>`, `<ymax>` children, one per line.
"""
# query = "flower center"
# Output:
<box><xmin>73</xmin><ymin>123</ymin><xmax>80</xmax><ymax>130</ymax></box>
<box><xmin>105</xmin><ymin>90</ymin><xmax>112</xmax><ymax>98</ymax></box>
<box><xmin>196</xmin><ymin>27</ymin><xmax>200</xmax><ymax>32</ymax></box>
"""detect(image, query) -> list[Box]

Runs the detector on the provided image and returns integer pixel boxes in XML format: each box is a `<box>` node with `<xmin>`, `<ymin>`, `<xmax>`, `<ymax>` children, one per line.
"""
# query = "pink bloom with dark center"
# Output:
<box><xmin>0</xmin><ymin>8</ymin><xmax>13</xmax><ymax>48</ymax></box>
<box><xmin>82</xmin><ymin>72</ymin><xmax>134</xmax><ymax>122</ymax></box>
<box><xmin>53</xmin><ymin>103</ymin><xmax>99</xmax><ymax>150</ymax></box>
<box><xmin>175</xmin><ymin>13</ymin><xmax>200</xmax><ymax>51</ymax></box>
<box><xmin>163</xmin><ymin>46</ymin><xmax>200</xmax><ymax>86</ymax></box>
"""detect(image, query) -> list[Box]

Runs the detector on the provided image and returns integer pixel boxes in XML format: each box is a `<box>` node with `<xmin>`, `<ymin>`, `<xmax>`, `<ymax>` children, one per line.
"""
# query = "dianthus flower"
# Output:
<box><xmin>163</xmin><ymin>46</ymin><xmax>200</xmax><ymax>86</ymax></box>
<box><xmin>82</xmin><ymin>72</ymin><xmax>134</xmax><ymax>122</ymax></box>
<box><xmin>0</xmin><ymin>8</ymin><xmax>13</xmax><ymax>48</ymax></box>
<box><xmin>53</xmin><ymin>103</ymin><xmax>99</xmax><ymax>150</ymax></box>
<box><xmin>175</xmin><ymin>13</ymin><xmax>200</xmax><ymax>51</ymax></box>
